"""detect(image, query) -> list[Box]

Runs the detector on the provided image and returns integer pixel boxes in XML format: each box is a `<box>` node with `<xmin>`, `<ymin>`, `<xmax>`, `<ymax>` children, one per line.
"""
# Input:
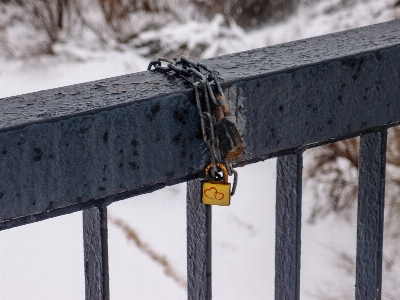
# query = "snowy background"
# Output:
<box><xmin>1</xmin><ymin>0</ymin><xmax>400</xmax><ymax>299</ymax></box>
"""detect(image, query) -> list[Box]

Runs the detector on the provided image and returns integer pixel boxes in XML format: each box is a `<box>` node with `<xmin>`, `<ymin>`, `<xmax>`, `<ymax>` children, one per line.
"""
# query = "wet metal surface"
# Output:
<box><xmin>1</xmin><ymin>20</ymin><xmax>400</xmax><ymax>228</ymax></box>
<box><xmin>355</xmin><ymin>131</ymin><xmax>387</xmax><ymax>300</ymax></box>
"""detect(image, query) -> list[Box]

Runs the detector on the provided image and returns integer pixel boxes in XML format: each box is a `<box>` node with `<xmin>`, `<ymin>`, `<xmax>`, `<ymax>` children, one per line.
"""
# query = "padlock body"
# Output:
<box><xmin>202</xmin><ymin>180</ymin><xmax>231</xmax><ymax>206</ymax></box>
<box><xmin>215</xmin><ymin>118</ymin><xmax>245</xmax><ymax>162</ymax></box>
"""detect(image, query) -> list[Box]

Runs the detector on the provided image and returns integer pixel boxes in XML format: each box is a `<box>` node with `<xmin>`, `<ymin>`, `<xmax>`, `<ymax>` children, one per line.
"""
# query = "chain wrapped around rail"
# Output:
<box><xmin>148</xmin><ymin>56</ymin><xmax>245</xmax><ymax>197</ymax></box>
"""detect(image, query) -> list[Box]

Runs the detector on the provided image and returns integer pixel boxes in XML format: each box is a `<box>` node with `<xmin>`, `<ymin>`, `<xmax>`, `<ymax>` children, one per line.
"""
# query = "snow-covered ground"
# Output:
<box><xmin>1</xmin><ymin>0</ymin><xmax>399</xmax><ymax>299</ymax></box>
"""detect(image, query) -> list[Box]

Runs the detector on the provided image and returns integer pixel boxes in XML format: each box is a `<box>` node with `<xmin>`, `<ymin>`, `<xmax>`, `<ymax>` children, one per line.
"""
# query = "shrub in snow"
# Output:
<box><xmin>305</xmin><ymin>126</ymin><xmax>400</xmax><ymax>234</ymax></box>
<box><xmin>135</xmin><ymin>14</ymin><xmax>246</xmax><ymax>59</ymax></box>
<box><xmin>192</xmin><ymin>0</ymin><xmax>299</xmax><ymax>28</ymax></box>
<box><xmin>97</xmin><ymin>0</ymin><xmax>179</xmax><ymax>43</ymax></box>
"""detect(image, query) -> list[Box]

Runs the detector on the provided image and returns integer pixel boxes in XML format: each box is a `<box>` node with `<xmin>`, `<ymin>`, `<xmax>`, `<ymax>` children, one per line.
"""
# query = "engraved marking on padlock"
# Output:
<box><xmin>202</xmin><ymin>163</ymin><xmax>231</xmax><ymax>206</ymax></box>
<box><xmin>204</xmin><ymin>186</ymin><xmax>225</xmax><ymax>200</ymax></box>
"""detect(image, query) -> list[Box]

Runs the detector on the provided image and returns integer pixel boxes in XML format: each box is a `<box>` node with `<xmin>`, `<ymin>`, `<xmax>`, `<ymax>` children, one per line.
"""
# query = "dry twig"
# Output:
<box><xmin>109</xmin><ymin>215</ymin><xmax>187</xmax><ymax>289</ymax></box>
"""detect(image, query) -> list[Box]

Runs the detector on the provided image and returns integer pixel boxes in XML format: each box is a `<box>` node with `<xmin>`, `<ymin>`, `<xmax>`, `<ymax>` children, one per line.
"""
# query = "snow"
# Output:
<box><xmin>1</xmin><ymin>0</ymin><xmax>399</xmax><ymax>299</ymax></box>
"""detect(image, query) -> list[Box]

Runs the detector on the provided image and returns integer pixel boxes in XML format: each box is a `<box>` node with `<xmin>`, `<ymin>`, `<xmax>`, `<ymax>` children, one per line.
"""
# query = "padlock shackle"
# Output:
<box><xmin>204</xmin><ymin>163</ymin><xmax>229</xmax><ymax>183</ymax></box>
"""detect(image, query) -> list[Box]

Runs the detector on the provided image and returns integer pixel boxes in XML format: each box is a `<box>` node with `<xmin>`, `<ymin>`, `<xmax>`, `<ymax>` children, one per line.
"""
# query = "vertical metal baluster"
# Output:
<box><xmin>275</xmin><ymin>153</ymin><xmax>303</xmax><ymax>300</ymax></box>
<box><xmin>187</xmin><ymin>178</ymin><xmax>212</xmax><ymax>300</ymax></box>
<box><xmin>356</xmin><ymin>130</ymin><xmax>387</xmax><ymax>299</ymax></box>
<box><xmin>83</xmin><ymin>205</ymin><xmax>110</xmax><ymax>300</ymax></box>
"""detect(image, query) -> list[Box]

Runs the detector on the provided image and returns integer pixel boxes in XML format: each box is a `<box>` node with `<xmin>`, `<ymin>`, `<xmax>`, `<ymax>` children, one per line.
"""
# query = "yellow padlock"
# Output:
<box><xmin>202</xmin><ymin>163</ymin><xmax>231</xmax><ymax>206</ymax></box>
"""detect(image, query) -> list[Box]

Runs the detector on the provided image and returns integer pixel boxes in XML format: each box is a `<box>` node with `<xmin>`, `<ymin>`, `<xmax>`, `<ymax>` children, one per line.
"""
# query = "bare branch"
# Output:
<box><xmin>109</xmin><ymin>215</ymin><xmax>187</xmax><ymax>290</ymax></box>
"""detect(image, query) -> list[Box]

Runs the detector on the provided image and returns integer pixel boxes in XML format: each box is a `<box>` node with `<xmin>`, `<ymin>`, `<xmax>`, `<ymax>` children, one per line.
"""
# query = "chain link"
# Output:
<box><xmin>148</xmin><ymin>56</ymin><xmax>239</xmax><ymax>194</ymax></box>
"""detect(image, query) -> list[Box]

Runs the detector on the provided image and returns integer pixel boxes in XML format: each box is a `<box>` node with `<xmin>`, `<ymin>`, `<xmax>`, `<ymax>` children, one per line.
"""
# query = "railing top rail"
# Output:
<box><xmin>1</xmin><ymin>20</ymin><xmax>399</xmax><ymax>132</ymax></box>
<box><xmin>1</xmin><ymin>20</ymin><xmax>400</xmax><ymax>229</ymax></box>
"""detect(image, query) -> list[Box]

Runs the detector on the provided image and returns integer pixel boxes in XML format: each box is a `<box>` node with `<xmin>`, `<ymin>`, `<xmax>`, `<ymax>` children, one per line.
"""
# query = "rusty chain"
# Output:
<box><xmin>148</xmin><ymin>56</ymin><xmax>241</xmax><ymax>195</ymax></box>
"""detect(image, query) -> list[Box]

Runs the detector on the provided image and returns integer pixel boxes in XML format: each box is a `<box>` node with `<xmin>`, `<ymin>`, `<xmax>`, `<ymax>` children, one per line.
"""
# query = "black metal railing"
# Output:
<box><xmin>1</xmin><ymin>19</ymin><xmax>400</xmax><ymax>299</ymax></box>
